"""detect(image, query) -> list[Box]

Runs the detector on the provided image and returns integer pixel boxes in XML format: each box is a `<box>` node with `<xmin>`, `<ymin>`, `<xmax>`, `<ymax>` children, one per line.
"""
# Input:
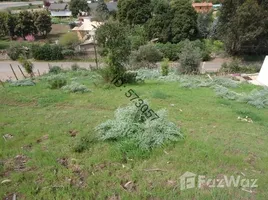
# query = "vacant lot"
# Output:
<box><xmin>0</xmin><ymin>70</ymin><xmax>268</xmax><ymax>199</ymax></box>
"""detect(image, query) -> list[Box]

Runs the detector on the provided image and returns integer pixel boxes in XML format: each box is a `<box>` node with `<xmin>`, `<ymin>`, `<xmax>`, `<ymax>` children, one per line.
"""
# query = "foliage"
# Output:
<box><xmin>121</xmin><ymin>71</ymin><xmax>138</xmax><ymax>84</ymax></box>
<box><xmin>155</xmin><ymin>42</ymin><xmax>181</xmax><ymax>61</ymax></box>
<box><xmin>62</xmin><ymin>49</ymin><xmax>75</xmax><ymax>57</ymax></box>
<box><xmin>7</xmin><ymin>43</ymin><xmax>29</xmax><ymax>60</ymax></box>
<box><xmin>197</xmin><ymin>12</ymin><xmax>213</xmax><ymax>38</ymax></box>
<box><xmin>145</xmin><ymin>0</ymin><xmax>173</xmax><ymax>43</ymax></box>
<box><xmin>25</xmin><ymin>34</ymin><xmax>35</xmax><ymax>41</ymax></box>
<box><xmin>46</xmin><ymin>74</ymin><xmax>67</xmax><ymax>89</ymax></box>
<box><xmin>170</xmin><ymin>0</ymin><xmax>198</xmax><ymax>43</ymax></box>
<box><xmin>220</xmin><ymin>59</ymin><xmax>261</xmax><ymax>73</ymax></box>
<box><xmin>161</xmin><ymin>58</ymin><xmax>169</xmax><ymax>76</ymax></box>
<box><xmin>34</xmin><ymin>10</ymin><xmax>52</xmax><ymax>37</ymax></box>
<box><xmin>95</xmin><ymin>103</ymin><xmax>183</xmax><ymax>150</ymax></box>
<box><xmin>71</xmin><ymin>63</ymin><xmax>81</xmax><ymax>71</ymax></box>
<box><xmin>33</xmin><ymin>44</ymin><xmax>63</xmax><ymax>61</ymax></box>
<box><xmin>213</xmin><ymin>85</ymin><xmax>241</xmax><ymax>100</ymax></box>
<box><xmin>95</xmin><ymin>0</ymin><xmax>109</xmax><ymax>21</ymax></box>
<box><xmin>73</xmin><ymin>134</ymin><xmax>96</xmax><ymax>153</ymax></box>
<box><xmin>7</xmin><ymin>13</ymin><xmax>19</xmax><ymax>39</ymax></box>
<box><xmin>118</xmin><ymin>0</ymin><xmax>151</xmax><ymax>25</ymax></box>
<box><xmin>178</xmin><ymin>40</ymin><xmax>201</xmax><ymax>74</ymax></box>
<box><xmin>0</xmin><ymin>12</ymin><xmax>8</xmax><ymax>38</ymax></box>
<box><xmin>69</xmin><ymin>0</ymin><xmax>90</xmax><ymax>17</ymax></box>
<box><xmin>136</xmin><ymin>68</ymin><xmax>160</xmax><ymax>80</ymax></box>
<box><xmin>15</xmin><ymin>11</ymin><xmax>36</xmax><ymax>37</ymax></box>
<box><xmin>48</xmin><ymin>66</ymin><xmax>63</xmax><ymax>74</ymax></box>
<box><xmin>9</xmin><ymin>79</ymin><xmax>35</xmax><ymax>87</ymax></box>
<box><xmin>59</xmin><ymin>32</ymin><xmax>79</xmax><ymax>49</ymax></box>
<box><xmin>128</xmin><ymin>25</ymin><xmax>147</xmax><ymax>50</ymax></box>
<box><xmin>61</xmin><ymin>81</ymin><xmax>90</xmax><ymax>93</ymax></box>
<box><xmin>218</xmin><ymin>0</ymin><xmax>268</xmax><ymax>55</ymax></box>
<box><xmin>133</xmin><ymin>44</ymin><xmax>163</xmax><ymax>63</ymax></box>
<box><xmin>239</xmin><ymin>88</ymin><xmax>268</xmax><ymax>108</ymax></box>
<box><xmin>18</xmin><ymin>56</ymin><xmax>34</xmax><ymax>76</ymax></box>
<box><xmin>96</xmin><ymin>21</ymin><xmax>131</xmax><ymax>81</ymax></box>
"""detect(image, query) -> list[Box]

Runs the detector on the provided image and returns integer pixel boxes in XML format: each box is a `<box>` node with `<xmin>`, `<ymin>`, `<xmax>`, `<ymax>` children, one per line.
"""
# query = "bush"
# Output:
<box><xmin>135</xmin><ymin>44</ymin><xmax>163</xmax><ymax>63</ymax></box>
<box><xmin>95</xmin><ymin>103</ymin><xmax>183</xmax><ymax>150</ymax></box>
<box><xmin>18</xmin><ymin>57</ymin><xmax>34</xmax><ymax>76</ymax></box>
<box><xmin>155</xmin><ymin>42</ymin><xmax>181</xmax><ymax>61</ymax></box>
<box><xmin>220</xmin><ymin>59</ymin><xmax>260</xmax><ymax>73</ymax></box>
<box><xmin>48</xmin><ymin>66</ymin><xmax>63</xmax><ymax>74</ymax></box>
<box><xmin>61</xmin><ymin>82</ymin><xmax>90</xmax><ymax>93</ymax></box>
<box><xmin>47</xmin><ymin>74</ymin><xmax>67</xmax><ymax>89</ymax></box>
<box><xmin>213</xmin><ymin>85</ymin><xmax>240</xmax><ymax>100</ymax></box>
<box><xmin>9</xmin><ymin>79</ymin><xmax>35</xmax><ymax>87</ymax></box>
<box><xmin>59</xmin><ymin>32</ymin><xmax>79</xmax><ymax>49</ymax></box>
<box><xmin>122</xmin><ymin>71</ymin><xmax>137</xmax><ymax>84</ymax></box>
<box><xmin>62</xmin><ymin>49</ymin><xmax>75</xmax><ymax>57</ymax></box>
<box><xmin>239</xmin><ymin>88</ymin><xmax>268</xmax><ymax>108</ymax></box>
<box><xmin>33</xmin><ymin>44</ymin><xmax>63</xmax><ymax>61</ymax></box>
<box><xmin>161</xmin><ymin>58</ymin><xmax>169</xmax><ymax>76</ymax></box>
<box><xmin>179</xmin><ymin>40</ymin><xmax>202</xmax><ymax>74</ymax></box>
<box><xmin>7</xmin><ymin>44</ymin><xmax>28</xmax><ymax>60</ymax></box>
<box><xmin>71</xmin><ymin>63</ymin><xmax>80</xmax><ymax>71</ymax></box>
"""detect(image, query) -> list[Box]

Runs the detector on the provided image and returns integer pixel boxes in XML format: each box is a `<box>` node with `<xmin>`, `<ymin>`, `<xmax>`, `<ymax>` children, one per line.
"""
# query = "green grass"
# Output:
<box><xmin>0</xmin><ymin>72</ymin><xmax>268</xmax><ymax>199</ymax></box>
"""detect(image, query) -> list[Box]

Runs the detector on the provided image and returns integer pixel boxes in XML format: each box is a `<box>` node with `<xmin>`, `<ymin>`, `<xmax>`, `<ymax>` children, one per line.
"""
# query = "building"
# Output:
<box><xmin>87</xmin><ymin>1</ymin><xmax>118</xmax><ymax>12</ymax></box>
<box><xmin>48</xmin><ymin>3</ymin><xmax>72</xmax><ymax>17</ymax></box>
<box><xmin>72</xmin><ymin>17</ymin><xmax>103</xmax><ymax>52</ymax></box>
<box><xmin>192</xmin><ymin>2</ymin><xmax>213</xmax><ymax>13</ymax></box>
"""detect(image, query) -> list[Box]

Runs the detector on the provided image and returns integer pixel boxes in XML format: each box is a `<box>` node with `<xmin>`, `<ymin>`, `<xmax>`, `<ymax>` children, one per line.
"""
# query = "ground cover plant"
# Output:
<box><xmin>0</xmin><ymin>68</ymin><xmax>268</xmax><ymax>199</ymax></box>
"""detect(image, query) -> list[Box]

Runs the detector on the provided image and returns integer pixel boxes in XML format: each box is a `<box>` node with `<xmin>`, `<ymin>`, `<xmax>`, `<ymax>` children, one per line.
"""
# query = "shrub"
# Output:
<box><xmin>239</xmin><ymin>88</ymin><xmax>268</xmax><ymax>108</ymax></box>
<box><xmin>33</xmin><ymin>44</ymin><xmax>63</xmax><ymax>60</ymax></box>
<box><xmin>47</xmin><ymin>74</ymin><xmax>67</xmax><ymax>89</ymax></box>
<box><xmin>161</xmin><ymin>58</ymin><xmax>169</xmax><ymax>76</ymax></box>
<box><xmin>155</xmin><ymin>42</ymin><xmax>181</xmax><ymax>61</ymax></box>
<box><xmin>51</xmin><ymin>45</ymin><xmax>63</xmax><ymax>60</ymax></box>
<box><xmin>9</xmin><ymin>79</ymin><xmax>35</xmax><ymax>87</ymax></box>
<box><xmin>61</xmin><ymin>82</ymin><xmax>90</xmax><ymax>93</ymax></box>
<box><xmin>71</xmin><ymin>63</ymin><xmax>80</xmax><ymax>71</ymax></box>
<box><xmin>135</xmin><ymin>44</ymin><xmax>163</xmax><ymax>63</ymax></box>
<box><xmin>7</xmin><ymin>44</ymin><xmax>27</xmax><ymax>60</ymax></box>
<box><xmin>59</xmin><ymin>32</ymin><xmax>79</xmax><ymax>49</ymax></box>
<box><xmin>62</xmin><ymin>49</ymin><xmax>75</xmax><ymax>58</ymax></box>
<box><xmin>178</xmin><ymin>40</ymin><xmax>202</xmax><ymax>74</ymax></box>
<box><xmin>122</xmin><ymin>71</ymin><xmax>137</xmax><ymax>84</ymax></box>
<box><xmin>213</xmin><ymin>85</ymin><xmax>240</xmax><ymax>100</ymax></box>
<box><xmin>48</xmin><ymin>66</ymin><xmax>63</xmax><ymax>74</ymax></box>
<box><xmin>18</xmin><ymin>57</ymin><xmax>34</xmax><ymax>76</ymax></box>
<box><xmin>95</xmin><ymin>103</ymin><xmax>183</xmax><ymax>150</ymax></box>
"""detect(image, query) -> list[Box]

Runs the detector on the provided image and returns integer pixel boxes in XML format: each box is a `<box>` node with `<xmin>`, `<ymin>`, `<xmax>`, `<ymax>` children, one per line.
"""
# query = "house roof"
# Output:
<box><xmin>72</xmin><ymin>19</ymin><xmax>103</xmax><ymax>32</ymax></box>
<box><xmin>192</xmin><ymin>2</ymin><xmax>213</xmax><ymax>7</ymax></box>
<box><xmin>49</xmin><ymin>3</ymin><xmax>68</xmax><ymax>10</ymax></box>
<box><xmin>88</xmin><ymin>2</ymin><xmax>118</xmax><ymax>12</ymax></box>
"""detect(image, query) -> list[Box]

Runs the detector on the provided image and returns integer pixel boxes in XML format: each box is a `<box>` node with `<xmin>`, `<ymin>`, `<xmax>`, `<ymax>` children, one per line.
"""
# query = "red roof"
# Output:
<box><xmin>192</xmin><ymin>2</ymin><xmax>213</xmax><ymax>7</ymax></box>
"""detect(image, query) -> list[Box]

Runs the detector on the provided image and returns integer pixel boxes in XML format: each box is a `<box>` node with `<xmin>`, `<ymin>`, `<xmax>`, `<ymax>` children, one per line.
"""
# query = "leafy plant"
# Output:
<box><xmin>95</xmin><ymin>103</ymin><xmax>183</xmax><ymax>150</ymax></box>
<box><xmin>61</xmin><ymin>82</ymin><xmax>90</xmax><ymax>93</ymax></box>
<box><xmin>59</xmin><ymin>32</ymin><xmax>79</xmax><ymax>49</ymax></box>
<box><xmin>48</xmin><ymin>66</ymin><xmax>63</xmax><ymax>74</ymax></box>
<box><xmin>47</xmin><ymin>74</ymin><xmax>67</xmax><ymax>89</ymax></box>
<box><xmin>18</xmin><ymin>56</ymin><xmax>34</xmax><ymax>76</ymax></box>
<box><xmin>161</xmin><ymin>58</ymin><xmax>169</xmax><ymax>76</ymax></box>
<box><xmin>9</xmin><ymin>79</ymin><xmax>35</xmax><ymax>87</ymax></box>
<box><xmin>213</xmin><ymin>85</ymin><xmax>240</xmax><ymax>100</ymax></box>
<box><xmin>71</xmin><ymin>63</ymin><xmax>81</xmax><ymax>71</ymax></box>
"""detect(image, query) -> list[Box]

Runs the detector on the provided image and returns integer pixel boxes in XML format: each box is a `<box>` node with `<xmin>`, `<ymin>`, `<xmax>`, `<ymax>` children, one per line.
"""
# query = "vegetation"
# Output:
<box><xmin>161</xmin><ymin>58</ymin><xmax>169</xmax><ymax>76</ymax></box>
<box><xmin>59</xmin><ymin>32</ymin><xmax>80</xmax><ymax>49</ymax></box>
<box><xmin>69</xmin><ymin>0</ymin><xmax>90</xmax><ymax>17</ymax></box>
<box><xmin>95</xmin><ymin>0</ymin><xmax>109</xmax><ymax>21</ymax></box>
<box><xmin>1</xmin><ymin>69</ymin><xmax>268</xmax><ymax>199</ymax></box>
<box><xmin>18</xmin><ymin>56</ymin><xmax>34</xmax><ymax>77</ymax></box>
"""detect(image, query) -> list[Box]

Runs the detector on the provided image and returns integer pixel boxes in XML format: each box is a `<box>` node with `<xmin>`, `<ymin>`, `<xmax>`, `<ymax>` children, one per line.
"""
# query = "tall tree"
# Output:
<box><xmin>219</xmin><ymin>0</ymin><xmax>268</xmax><ymax>54</ymax></box>
<box><xmin>69</xmin><ymin>0</ymin><xmax>90</xmax><ymax>17</ymax></box>
<box><xmin>0</xmin><ymin>11</ymin><xmax>8</xmax><ymax>38</ymax></box>
<box><xmin>197</xmin><ymin>12</ymin><xmax>213</xmax><ymax>39</ymax></box>
<box><xmin>7</xmin><ymin>13</ymin><xmax>19</xmax><ymax>39</ymax></box>
<box><xmin>118</xmin><ymin>0</ymin><xmax>151</xmax><ymax>25</ymax></box>
<box><xmin>96</xmin><ymin>21</ymin><xmax>131</xmax><ymax>78</ymax></box>
<box><xmin>34</xmin><ymin>11</ymin><xmax>52</xmax><ymax>37</ymax></box>
<box><xmin>170</xmin><ymin>0</ymin><xmax>198</xmax><ymax>43</ymax></box>
<box><xmin>145</xmin><ymin>0</ymin><xmax>173</xmax><ymax>43</ymax></box>
<box><xmin>15</xmin><ymin>11</ymin><xmax>36</xmax><ymax>37</ymax></box>
<box><xmin>96</xmin><ymin>0</ymin><xmax>109</xmax><ymax>21</ymax></box>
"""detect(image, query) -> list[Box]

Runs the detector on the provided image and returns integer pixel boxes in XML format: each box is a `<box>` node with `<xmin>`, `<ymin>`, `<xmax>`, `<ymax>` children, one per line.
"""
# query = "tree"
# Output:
<box><xmin>15</xmin><ymin>11</ymin><xmax>36</xmax><ymax>38</ymax></box>
<box><xmin>145</xmin><ymin>0</ymin><xmax>173</xmax><ymax>43</ymax></box>
<box><xmin>95</xmin><ymin>0</ymin><xmax>109</xmax><ymax>21</ymax></box>
<box><xmin>7</xmin><ymin>13</ymin><xmax>19</xmax><ymax>39</ymax></box>
<box><xmin>96</xmin><ymin>21</ymin><xmax>131</xmax><ymax>79</ymax></box>
<box><xmin>0</xmin><ymin>11</ymin><xmax>8</xmax><ymax>38</ymax></box>
<box><xmin>34</xmin><ymin>11</ymin><xmax>52</xmax><ymax>37</ymax></box>
<box><xmin>170</xmin><ymin>0</ymin><xmax>198</xmax><ymax>43</ymax></box>
<box><xmin>179</xmin><ymin>40</ymin><xmax>201</xmax><ymax>74</ymax></box>
<box><xmin>118</xmin><ymin>0</ymin><xmax>151</xmax><ymax>25</ymax></box>
<box><xmin>218</xmin><ymin>0</ymin><xmax>268</xmax><ymax>55</ymax></box>
<box><xmin>59</xmin><ymin>32</ymin><xmax>79</xmax><ymax>49</ymax></box>
<box><xmin>197</xmin><ymin>12</ymin><xmax>213</xmax><ymax>39</ymax></box>
<box><xmin>69</xmin><ymin>0</ymin><xmax>90</xmax><ymax>17</ymax></box>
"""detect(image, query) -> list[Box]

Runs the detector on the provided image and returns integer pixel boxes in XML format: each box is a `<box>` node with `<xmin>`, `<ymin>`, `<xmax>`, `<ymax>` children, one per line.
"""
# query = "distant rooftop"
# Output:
<box><xmin>88</xmin><ymin>2</ymin><xmax>118</xmax><ymax>12</ymax></box>
<box><xmin>49</xmin><ymin>3</ymin><xmax>68</xmax><ymax>10</ymax></box>
<box><xmin>192</xmin><ymin>2</ymin><xmax>213</xmax><ymax>7</ymax></box>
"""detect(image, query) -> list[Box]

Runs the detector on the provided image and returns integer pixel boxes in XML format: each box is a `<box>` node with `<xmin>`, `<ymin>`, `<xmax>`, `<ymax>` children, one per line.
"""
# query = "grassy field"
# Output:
<box><xmin>0</xmin><ymin>70</ymin><xmax>268</xmax><ymax>199</ymax></box>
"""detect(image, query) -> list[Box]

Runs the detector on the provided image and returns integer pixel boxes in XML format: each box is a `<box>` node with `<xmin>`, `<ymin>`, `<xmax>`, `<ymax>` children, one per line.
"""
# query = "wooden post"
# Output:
<box><xmin>38</xmin><ymin>69</ymin><xmax>41</xmax><ymax>76</ymax></box>
<box><xmin>17</xmin><ymin>65</ymin><xmax>26</xmax><ymax>78</ymax></box>
<box><xmin>9</xmin><ymin>64</ymin><xmax>18</xmax><ymax>80</ymax></box>
<box><xmin>0</xmin><ymin>80</ymin><xmax>5</xmax><ymax>88</ymax></box>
